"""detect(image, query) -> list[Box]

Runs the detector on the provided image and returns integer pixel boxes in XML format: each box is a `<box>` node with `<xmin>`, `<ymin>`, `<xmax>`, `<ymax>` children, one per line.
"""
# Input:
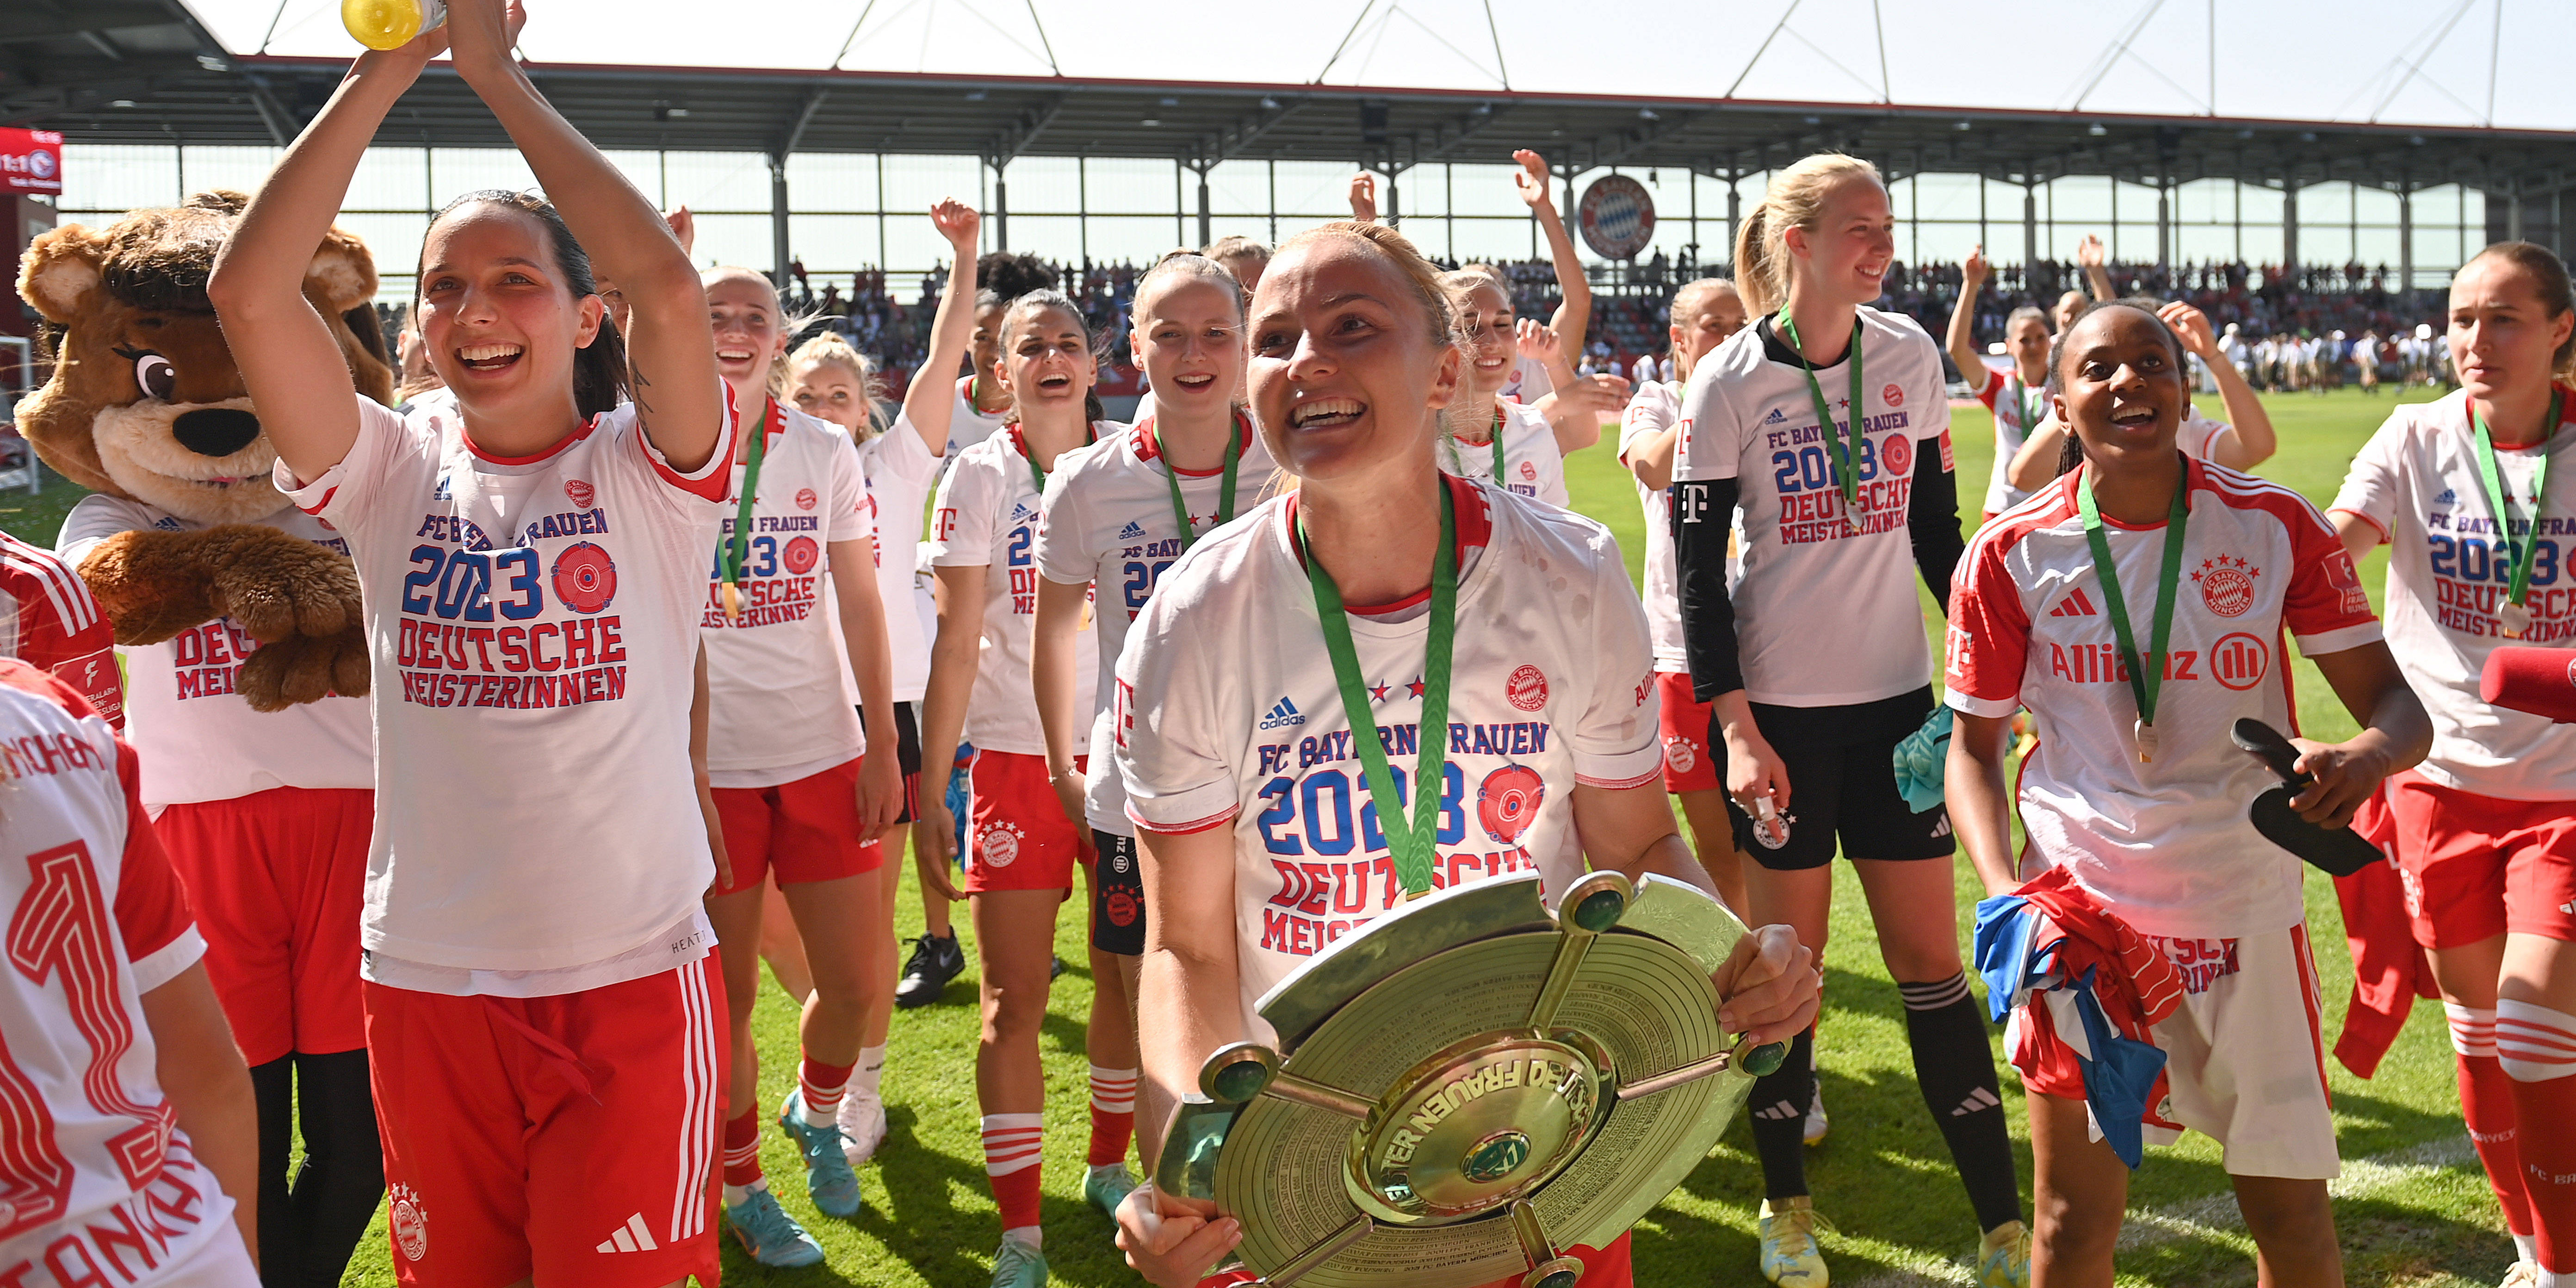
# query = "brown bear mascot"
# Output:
<box><xmin>16</xmin><ymin>190</ymin><xmax>381</xmax><ymax>708</ymax></box>
<box><xmin>17</xmin><ymin>191</ymin><xmax>394</xmax><ymax>1285</ymax></box>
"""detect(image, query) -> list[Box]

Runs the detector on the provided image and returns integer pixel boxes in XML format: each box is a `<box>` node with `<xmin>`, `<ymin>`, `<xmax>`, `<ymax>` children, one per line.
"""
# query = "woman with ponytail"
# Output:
<box><xmin>1671</xmin><ymin>153</ymin><xmax>2028</xmax><ymax>1287</ymax></box>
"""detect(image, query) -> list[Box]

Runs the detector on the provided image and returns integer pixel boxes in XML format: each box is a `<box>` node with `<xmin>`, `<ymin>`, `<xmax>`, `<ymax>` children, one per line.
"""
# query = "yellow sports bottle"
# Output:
<box><xmin>342</xmin><ymin>0</ymin><xmax>445</xmax><ymax>50</ymax></box>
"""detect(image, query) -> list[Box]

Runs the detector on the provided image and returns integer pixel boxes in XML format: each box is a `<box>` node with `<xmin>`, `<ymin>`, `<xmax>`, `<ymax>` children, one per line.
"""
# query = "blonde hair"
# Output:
<box><xmin>1135</xmin><ymin>251</ymin><xmax>1246</xmax><ymax>323</ymax></box>
<box><xmin>1732</xmin><ymin>154</ymin><xmax>1884</xmax><ymax>316</ymax></box>
<box><xmin>1202</xmin><ymin>236</ymin><xmax>1269</xmax><ymax>272</ymax></box>
<box><xmin>785</xmin><ymin>331</ymin><xmax>891</xmax><ymax>440</ymax></box>
<box><xmin>1269</xmin><ymin>222</ymin><xmax>1454</xmax><ymax>347</ymax></box>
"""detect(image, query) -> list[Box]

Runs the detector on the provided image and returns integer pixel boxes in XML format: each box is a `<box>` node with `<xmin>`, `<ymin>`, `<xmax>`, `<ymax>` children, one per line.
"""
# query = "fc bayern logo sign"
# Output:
<box><xmin>1578</xmin><ymin>174</ymin><xmax>1657</xmax><ymax>261</ymax></box>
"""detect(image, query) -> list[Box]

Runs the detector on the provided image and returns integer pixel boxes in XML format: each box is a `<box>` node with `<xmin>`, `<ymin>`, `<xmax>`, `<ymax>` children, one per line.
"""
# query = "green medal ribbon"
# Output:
<box><xmin>1300</xmin><ymin>483</ymin><xmax>1457</xmax><ymax>899</ymax></box>
<box><xmin>721</xmin><ymin>399</ymin><xmax>781</xmax><ymax>621</ymax></box>
<box><xmin>1154</xmin><ymin>410</ymin><xmax>1246</xmax><ymax>554</ymax></box>
<box><xmin>1775</xmin><ymin>309</ymin><xmax>1865</xmax><ymax>521</ymax></box>
<box><xmin>2011</xmin><ymin>374</ymin><xmax>2043</xmax><ymax>441</ymax></box>
<box><xmin>1444</xmin><ymin>407</ymin><xmax>1509</xmax><ymax>489</ymax></box>
<box><xmin>2471</xmin><ymin>390</ymin><xmax>2564</xmax><ymax>632</ymax></box>
<box><xmin>1015</xmin><ymin>420</ymin><xmax>1097</xmax><ymax>496</ymax></box>
<box><xmin>2077</xmin><ymin>455</ymin><xmax>2191</xmax><ymax>763</ymax></box>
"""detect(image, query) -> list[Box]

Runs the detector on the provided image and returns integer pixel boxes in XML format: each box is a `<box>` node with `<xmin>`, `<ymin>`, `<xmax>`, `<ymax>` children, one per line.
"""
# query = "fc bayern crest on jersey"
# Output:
<box><xmin>1520</xmin><ymin>459</ymin><xmax>1538</xmax><ymax>482</ymax></box>
<box><xmin>551</xmin><ymin>542</ymin><xmax>619</xmax><ymax>613</ymax></box>
<box><xmin>390</xmin><ymin>1183</ymin><xmax>429</xmax><ymax>1262</ymax></box>
<box><xmin>783</xmin><ymin>535</ymin><xmax>819</xmax><ymax>575</ymax></box>
<box><xmin>1881</xmin><ymin>432</ymin><xmax>1913</xmax><ymax>477</ymax></box>
<box><xmin>2193</xmin><ymin>556</ymin><xmax>2257</xmax><ymax>618</ymax></box>
<box><xmin>980</xmin><ymin>820</ymin><xmax>1025</xmax><ymax>868</ymax></box>
<box><xmin>565</xmin><ymin>479</ymin><xmax>594</xmax><ymax>508</ymax></box>
<box><xmin>1106</xmin><ymin>888</ymin><xmax>1139</xmax><ymax>927</ymax></box>
<box><xmin>1506</xmin><ymin>663</ymin><xmax>1549</xmax><ymax>712</ymax></box>
<box><xmin>1882</xmin><ymin>382</ymin><xmax>1906</xmax><ymax>409</ymax></box>
<box><xmin>795</xmin><ymin>487</ymin><xmax>818</xmax><ymax>511</ymax></box>
<box><xmin>1477</xmin><ymin>764</ymin><xmax>1547</xmax><ymax>844</ymax></box>
<box><xmin>1664</xmin><ymin>736</ymin><xmax>1699</xmax><ymax>774</ymax></box>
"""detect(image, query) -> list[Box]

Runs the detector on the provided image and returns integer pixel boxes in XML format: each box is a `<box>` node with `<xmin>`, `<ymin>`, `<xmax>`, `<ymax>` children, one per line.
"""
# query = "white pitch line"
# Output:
<box><xmin>1837</xmin><ymin>1136</ymin><xmax>2480</xmax><ymax>1288</ymax></box>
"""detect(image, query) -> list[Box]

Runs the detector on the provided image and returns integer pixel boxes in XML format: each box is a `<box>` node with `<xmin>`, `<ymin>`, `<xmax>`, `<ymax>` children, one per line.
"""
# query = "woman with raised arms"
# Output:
<box><xmin>1108</xmin><ymin>219</ymin><xmax>1819</xmax><ymax>1288</ymax></box>
<box><xmin>916</xmin><ymin>288</ymin><xmax>1133</xmax><ymax>1288</ymax></box>
<box><xmin>209</xmin><ymin>0</ymin><xmax>736</xmax><ymax>1282</ymax></box>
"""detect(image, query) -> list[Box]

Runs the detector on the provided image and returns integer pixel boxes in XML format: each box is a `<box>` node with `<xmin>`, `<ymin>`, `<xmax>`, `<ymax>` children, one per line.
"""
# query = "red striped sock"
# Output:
<box><xmin>1088</xmin><ymin>1066</ymin><xmax>1138</xmax><ymax>1167</ymax></box>
<box><xmin>2499</xmin><ymin>999</ymin><xmax>2576</xmax><ymax>1271</ymax></box>
<box><xmin>2450</xmin><ymin>1005</ymin><xmax>2534</xmax><ymax>1239</ymax></box>
<box><xmin>982</xmin><ymin>1113</ymin><xmax>1045</xmax><ymax>1234</ymax></box>
<box><xmin>801</xmin><ymin>1056</ymin><xmax>856</xmax><ymax>1126</ymax></box>
<box><xmin>723</xmin><ymin>1108</ymin><xmax>763</xmax><ymax>1187</ymax></box>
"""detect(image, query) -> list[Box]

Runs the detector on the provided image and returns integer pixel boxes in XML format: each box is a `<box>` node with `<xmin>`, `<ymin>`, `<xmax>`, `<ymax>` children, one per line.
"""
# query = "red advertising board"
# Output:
<box><xmin>0</xmin><ymin>130</ymin><xmax>62</xmax><ymax>196</ymax></box>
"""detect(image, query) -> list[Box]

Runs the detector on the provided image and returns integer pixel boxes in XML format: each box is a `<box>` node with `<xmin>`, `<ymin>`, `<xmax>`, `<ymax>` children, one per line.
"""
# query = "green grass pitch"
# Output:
<box><xmin>0</xmin><ymin>386</ymin><xmax>2510</xmax><ymax>1286</ymax></box>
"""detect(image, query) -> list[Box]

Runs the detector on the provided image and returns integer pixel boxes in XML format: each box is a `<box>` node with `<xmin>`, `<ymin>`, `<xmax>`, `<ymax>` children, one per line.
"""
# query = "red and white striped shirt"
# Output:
<box><xmin>1946</xmin><ymin>458</ymin><xmax>2381</xmax><ymax>937</ymax></box>
<box><xmin>0</xmin><ymin>534</ymin><xmax>120</xmax><ymax>729</ymax></box>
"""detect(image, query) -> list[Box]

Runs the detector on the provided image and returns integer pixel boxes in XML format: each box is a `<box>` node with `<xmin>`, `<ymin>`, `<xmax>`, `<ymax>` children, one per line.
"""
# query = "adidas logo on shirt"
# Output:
<box><xmin>2437</xmin><ymin>489</ymin><xmax>2458</xmax><ymax>505</ymax></box>
<box><xmin>596</xmin><ymin>1214</ymin><xmax>660</xmax><ymax>1254</ymax></box>
<box><xmin>1259</xmin><ymin>697</ymin><xmax>1305</xmax><ymax>730</ymax></box>
<box><xmin>1761</xmin><ymin>407</ymin><xmax>1788</xmax><ymax>426</ymax></box>
<box><xmin>2049</xmin><ymin>589</ymin><xmax>2099</xmax><ymax>618</ymax></box>
<box><xmin>1118</xmin><ymin>520</ymin><xmax>1147</xmax><ymax>540</ymax></box>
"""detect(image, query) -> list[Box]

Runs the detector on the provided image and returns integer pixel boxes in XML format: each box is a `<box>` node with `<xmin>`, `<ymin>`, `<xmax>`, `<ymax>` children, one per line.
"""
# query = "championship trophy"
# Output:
<box><xmin>1155</xmin><ymin>869</ymin><xmax>1786</xmax><ymax>1288</ymax></box>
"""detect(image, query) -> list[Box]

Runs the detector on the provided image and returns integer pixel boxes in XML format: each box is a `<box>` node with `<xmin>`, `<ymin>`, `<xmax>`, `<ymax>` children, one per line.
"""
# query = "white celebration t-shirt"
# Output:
<box><xmin>0</xmin><ymin>660</ymin><xmax>241</xmax><ymax>1287</ymax></box>
<box><xmin>1947</xmin><ymin>459</ymin><xmax>2383</xmax><ymax>937</ymax></box>
<box><xmin>949</xmin><ymin>376</ymin><xmax>1010</xmax><ymax>458</ymax></box>
<box><xmin>1034</xmin><ymin>413</ymin><xmax>1278</xmax><ymax>834</ymax></box>
<box><xmin>1672</xmin><ymin>306</ymin><xmax>1955</xmax><ymax>706</ymax></box>
<box><xmin>1115</xmin><ymin>477</ymin><xmax>1662</xmax><ymax>1037</ymax></box>
<box><xmin>57</xmin><ymin>497</ymin><xmax>373</xmax><ymax>807</ymax></box>
<box><xmin>1438</xmin><ymin>402</ymin><xmax>1569</xmax><ymax>510</ymax></box>
<box><xmin>1616</xmin><ymin>380</ymin><xmax>1694</xmax><ymax>672</ymax></box>
<box><xmin>855</xmin><ymin>415</ymin><xmax>943</xmax><ymax>703</ymax></box>
<box><xmin>2330</xmin><ymin>387</ymin><xmax>2576</xmax><ymax>800</ymax></box>
<box><xmin>700</xmin><ymin>402</ymin><xmax>873</xmax><ymax>786</ymax></box>
<box><xmin>280</xmin><ymin>396</ymin><xmax>729</xmax><ymax>986</ymax></box>
<box><xmin>928</xmin><ymin>424</ymin><xmax>1105</xmax><ymax>757</ymax></box>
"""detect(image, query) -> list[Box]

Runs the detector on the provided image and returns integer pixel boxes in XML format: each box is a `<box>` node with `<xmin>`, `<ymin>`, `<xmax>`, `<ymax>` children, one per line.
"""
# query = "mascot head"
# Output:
<box><xmin>14</xmin><ymin>191</ymin><xmax>394</xmax><ymax>524</ymax></box>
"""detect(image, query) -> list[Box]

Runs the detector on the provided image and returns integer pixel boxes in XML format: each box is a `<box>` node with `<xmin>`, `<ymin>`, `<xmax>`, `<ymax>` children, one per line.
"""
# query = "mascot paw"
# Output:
<box><xmin>237</xmin><ymin>626</ymin><xmax>370</xmax><ymax>712</ymax></box>
<box><xmin>203</xmin><ymin>526</ymin><xmax>365</xmax><ymax>643</ymax></box>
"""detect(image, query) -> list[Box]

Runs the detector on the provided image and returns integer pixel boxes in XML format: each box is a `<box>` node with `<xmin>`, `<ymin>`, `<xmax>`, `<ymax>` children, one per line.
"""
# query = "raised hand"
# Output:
<box><xmin>664</xmin><ymin>205</ymin><xmax>694</xmax><ymax>255</ymax></box>
<box><xmin>1511</xmin><ymin>149</ymin><xmax>1554</xmax><ymax>211</ymax></box>
<box><xmin>1347</xmin><ymin>173</ymin><xmax>1379</xmax><ymax>223</ymax></box>
<box><xmin>1963</xmin><ymin>244</ymin><xmax>1990</xmax><ymax>286</ymax></box>
<box><xmin>931</xmin><ymin>198</ymin><xmax>981</xmax><ymax>252</ymax></box>
<box><xmin>2158</xmin><ymin>299</ymin><xmax>2220</xmax><ymax>359</ymax></box>
<box><xmin>1515</xmin><ymin>317</ymin><xmax>1561</xmax><ymax>366</ymax></box>
<box><xmin>2077</xmin><ymin>234</ymin><xmax>2106</xmax><ymax>269</ymax></box>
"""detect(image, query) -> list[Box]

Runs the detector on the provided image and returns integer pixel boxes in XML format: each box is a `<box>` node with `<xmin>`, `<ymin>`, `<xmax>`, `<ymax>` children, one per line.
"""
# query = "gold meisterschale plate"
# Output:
<box><xmin>1159</xmin><ymin>871</ymin><xmax>1771</xmax><ymax>1288</ymax></box>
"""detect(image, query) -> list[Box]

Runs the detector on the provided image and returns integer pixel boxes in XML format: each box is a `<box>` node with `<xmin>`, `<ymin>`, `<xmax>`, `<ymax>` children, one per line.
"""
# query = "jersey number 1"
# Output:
<box><xmin>0</xmin><ymin>840</ymin><xmax>172</xmax><ymax>1241</ymax></box>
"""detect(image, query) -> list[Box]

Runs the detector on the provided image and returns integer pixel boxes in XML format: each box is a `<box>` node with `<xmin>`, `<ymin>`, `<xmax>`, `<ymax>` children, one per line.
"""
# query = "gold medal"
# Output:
<box><xmin>2134</xmin><ymin>718</ymin><xmax>2158</xmax><ymax>764</ymax></box>
<box><xmin>721</xmin><ymin>581</ymin><xmax>740</xmax><ymax>623</ymax></box>
<box><xmin>2500</xmin><ymin>599</ymin><xmax>2534</xmax><ymax>638</ymax></box>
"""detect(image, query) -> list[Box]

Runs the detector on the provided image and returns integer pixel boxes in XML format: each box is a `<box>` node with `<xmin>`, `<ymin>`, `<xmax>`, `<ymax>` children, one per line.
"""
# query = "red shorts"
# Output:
<box><xmin>709</xmin><ymin>755</ymin><xmax>882</xmax><ymax>896</ymax></box>
<box><xmin>964</xmin><ymin>750</ymin><xmax>1090</xmax><ymax>894</ymax></box>
<box><xmin>2371</xmin><ymin>768</ymin><xmax>2576</xmax><ymax>949</ymax></box>
<box><xmin>154</xmin><ymin>786</ymin><xmax>371</xmax><ymax>1065</ymax></box>
<box><xmin>1196</xmin><ymin>1232</ymin><xmax>1631</xmax><ymax>1288</ymax></box>
<box><xmin>364</xmin><ymin>957</ymin><xmax>727</xmax><ymax>1288</ymax></box>
<box><xmin>1655</xmin><ymin>671</ymin><xmax>1719</xmax><ymax>794</ymax></box>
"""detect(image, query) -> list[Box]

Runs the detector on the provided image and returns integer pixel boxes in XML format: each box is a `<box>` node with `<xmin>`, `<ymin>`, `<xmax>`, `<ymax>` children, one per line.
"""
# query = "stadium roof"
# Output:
<box><xmin>10</xmin><ymin>0</ymin><xmax>2573</xmax><ymax>198</ymax></box>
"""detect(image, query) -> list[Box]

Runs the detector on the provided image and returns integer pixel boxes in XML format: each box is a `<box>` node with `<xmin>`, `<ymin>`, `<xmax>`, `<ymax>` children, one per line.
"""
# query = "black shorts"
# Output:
<box><xmin>858</xmin><ymin>700</ymin><xmax>924</xmax><ymax>824</ymax></box>
<box><xmin>1713</xmin><ymin>685</ymin><xmax>1954</xmax><ymax>871</ymax></box>
<box><xmin>1091</xmin><ymin>829</ymin><xmax>1146</xmax><ymax>957</ymax></box>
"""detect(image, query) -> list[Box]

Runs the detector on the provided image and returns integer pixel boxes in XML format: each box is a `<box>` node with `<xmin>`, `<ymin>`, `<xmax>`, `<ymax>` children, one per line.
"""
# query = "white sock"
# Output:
<box><xmin>2516</xmin><ymin>1232</ymin><xmax>2538</xmax><ymax>1263</ymax></box>
<box><xmin>722</xmin><ymin>1177</ymin><xmax>768</xmax><ymax>1208</ymax></box>
<box><xmin>1002</xmin><ymin>1225</ymin><xmax>1042</xmax><ymax>1251</ymax></box>
<box><xmin>2538</xmin><ymin>1268</ymin><xmax>2564</xmax><ymax>1288</ymax></box>
<box><xmin>854</xmin><ymin>1044</ymin><xmax>887</xmax><ymax>1098</ymax></box>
